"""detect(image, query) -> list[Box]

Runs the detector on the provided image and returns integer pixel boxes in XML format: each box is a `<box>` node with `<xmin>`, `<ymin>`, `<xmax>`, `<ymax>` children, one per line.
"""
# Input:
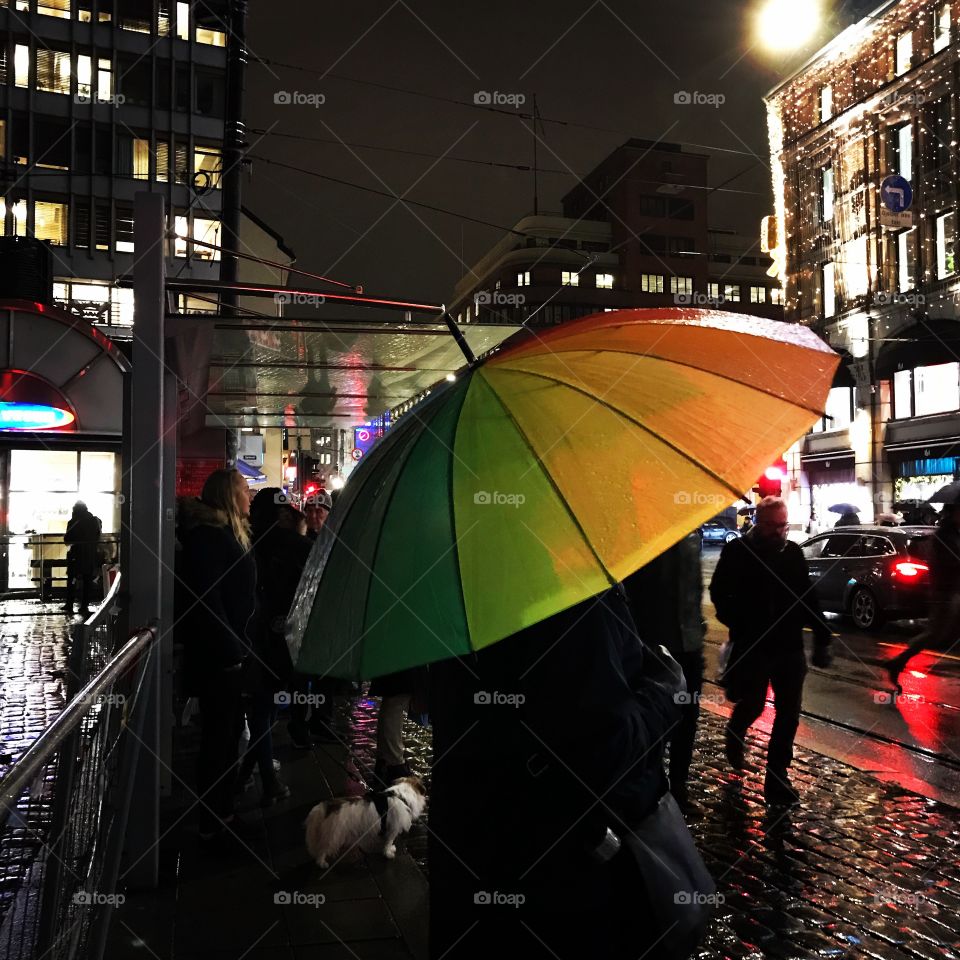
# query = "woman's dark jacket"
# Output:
<box><xmin>176</xmin><ymin>498</ymin><xmax>257</xmax><ymax>693</ymax></box>
<box><xmin>64</xmin><ymin>510</ymin><xmax>102</xmax><ymax>575</ymax></box>
<box><xmin>428</xmin><ymin>587</ymin><xmax>681</xmax><ymax>957</ymax></box>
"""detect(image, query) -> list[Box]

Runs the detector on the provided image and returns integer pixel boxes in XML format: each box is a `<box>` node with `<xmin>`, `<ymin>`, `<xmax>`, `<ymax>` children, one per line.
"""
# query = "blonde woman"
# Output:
<box><xmin>177</xmin><ymin>468</ymin><xmax>257</xmax><ymax>845</ymax></box>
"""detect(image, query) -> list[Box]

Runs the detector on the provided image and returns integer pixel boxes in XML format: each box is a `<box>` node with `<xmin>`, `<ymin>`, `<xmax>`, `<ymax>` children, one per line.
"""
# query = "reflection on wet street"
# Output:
<box><xmin>340</xmin><ymin>694</ymin><xmax>960</xmax><ymax>958</ymax></box>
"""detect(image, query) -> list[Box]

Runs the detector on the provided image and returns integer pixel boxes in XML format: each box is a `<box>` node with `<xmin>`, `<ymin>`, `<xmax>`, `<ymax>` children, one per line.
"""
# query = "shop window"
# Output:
<box><xmin>893</xmin><ymin>369</ymin><xmax>912</xmax><ymax>418</ymax></box>
<box><xmin>35</xmin><ymin>200</ymin><xmax>68</xmax><ymax>245</ymax></box>
<box><xmin>640</xmin><ymin>274</ymin><xmax>662</xmax><ymax>293</ymax></box>
<box><xmin>895</xmin><ymin>30</ymin><xmax>913</xmax><ymax>75</ymax></box>
<box><xmin>915</xmin><ymin>362</ymin><xmax>960</xmax><ymax>416</ymax></box>
<box><xmin>936</xmin><ymin>211</ymin><xmax>956</xmax><ymax>278</ymax></box>
<box><xmin>194</xmin><ymin>145</ymin><xmax>222</xmax><ymax>189</ymax></box>
<box><xmin>935</xmin><ymin>3</ymin><xmax>952</xmax><ymax>52</ymax></box>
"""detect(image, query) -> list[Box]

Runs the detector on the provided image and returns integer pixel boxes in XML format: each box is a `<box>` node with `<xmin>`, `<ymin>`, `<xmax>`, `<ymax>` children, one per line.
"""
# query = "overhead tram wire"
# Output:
<box><xmin>252</xmin><ymin>56</ymin><xmax>761</xmax><ymax>159</ymax></box>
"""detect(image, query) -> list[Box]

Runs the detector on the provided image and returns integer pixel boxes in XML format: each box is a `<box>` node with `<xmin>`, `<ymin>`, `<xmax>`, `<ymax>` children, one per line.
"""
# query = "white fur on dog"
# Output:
<box><xmin>305</xmin><ymin>777</ymin><xmax>427</xmax><ymax>868</ymax></box>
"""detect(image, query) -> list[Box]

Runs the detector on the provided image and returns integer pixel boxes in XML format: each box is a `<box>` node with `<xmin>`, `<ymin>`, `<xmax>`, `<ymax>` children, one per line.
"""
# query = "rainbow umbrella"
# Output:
<box><xmin>287</xmin><ymin>309</ymin><xmax>838</xmax><ymax>679</ymax></box>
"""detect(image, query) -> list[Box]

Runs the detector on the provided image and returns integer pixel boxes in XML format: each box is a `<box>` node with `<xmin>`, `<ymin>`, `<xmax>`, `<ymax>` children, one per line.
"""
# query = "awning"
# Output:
<box><xmin>876</xmin><ymin>317</ymin><xmax>960</xmax><ymax>378</ymax></box>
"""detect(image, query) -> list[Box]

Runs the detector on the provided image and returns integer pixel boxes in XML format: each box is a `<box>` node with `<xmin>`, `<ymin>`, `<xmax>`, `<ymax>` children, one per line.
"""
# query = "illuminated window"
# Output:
<box><xmin>465</xmin><ymin>305</ymin><xmax>471</xmax><ymax>322</ymax></box>
<box><xmin>935</xmin><ymin>3</ymin><xmax>951</xmax><ymax>52</ymax></box>
<box><xmin>34</xmin><ymin>200</ymin><xmax>68</xmax><ymax>245</ymax></box>
<box><xmin>36</xmin><ymin>48</ymin><xmax>72</xmax><ymax>94</ymax></box>
<box><xmin>156</xmin><ymin>141</ymin><xmax>169</xmax><ymax>182</ymax></box>
<box><xmin>770</xmin><ymin>287</ymin><xmax>785</xmax><ymax>305</ymax></box>
<box><xmin>517</xmin><ymin>271</ymin><xmax>530</xmax><ymax>286</ymax></box>
<box><xmin>750</xmin><ymin>286</ymin><xmax>766</xmax><ymax>303</ymax></box>
<box><xmin>894</xmin><ymin>123</ymin><xmax>912</xmax><ymax>180</ymax></box>
<box><xmin>596</xmin><ymin>272</ymin><xmax>614</xmax><ymax>290</ymax></box>
<box><xmin>193</xmin><ymin>217</ymin><xmax>221</xmax><ymax>260</ymax></box>
<box><xmin>822</xmin><ymin>261</ymin><xmax>836</xmax><ymax>317</ymax></box>
<box><xmin>936</xmin><ymin>211</ymin><xmax>956</xmax><ymax>278</ymax></box>
<box><xmin>196</xmin><ymin>25</ymin><xmax>226</xmax><ymax>45</ymax></box>
<box><xmin>670</xmin><ymin>276</ymin><xmax>693</xmax><ymax>295</ymax></box>
<box><xmin>113</xmin><ymin>286</ymin><xmax>134</xmax><ymax>324</ymax></box>
<box><xmin>174</xmin><ymin>215</ymin><xmax>189</xmax><ymax>257</ymax></box>
<box><xmin>133</xmin><ymin>138</ymin><xmax>150</xmax><ymax>179</ymax></box>
<box><xmin>561</xmin><ymin>271</ymin><xmax>579</xmax><ymax>286</ymax></box>
<box><xmin>821</xmin><ymin>164</ymin><xmax>834</xmax><ymax>223</ymax></box>
<box><xmin>915</xmin><ymin>362</ymin><xmax>960</xmax><ymax>416</ymax></box>
<box><xmin>13</xmin><ymin>199</ymin><xmax>27</xmax><ymax>236</ymax></box>
<box><xmin>897</xmin><ymin>228</ymin><xmax>915</xmax><ymax>291</ymax></box>
<box><xmin>38</xmin><ymin>0</ymin><xmax>70</xmax><ymax>17</ymax></box>
<box><xmin>707</xmin><ymin>282</ymin><xmax>721</xmax><ymax>299</ymax></box>
<box><xmin>77</xmin><ymin>54</ymin><xmax>92</xmax><ymax>100</ymax></box>
<box><xmin>14</xmin><ymin>45</ymin><xmax>29</xmax><ymax>88</ymax></box>
<box><xmin>193</xmin><ymin>145</ymin><xmax>222</xmax><ymax>189</ymax></box>
<box><xmin>722</xmin><ymin>283</ymin><xmax>741</xmax><ymax>302</ymax></box>
<box><xmin>824</xmin><ymin>386</ymin><xmax>853</xmax><ymax>430</ymax></box>
<box><xmin>896</xmin><ymin>30</ymin><xmax>913</xmax><ymax>75</ymax></box>
<box><xmin>115</xmin><ymin>205</ymin><xmax>134</xmax><ymax>252</ymax></box>
<box><xmin>176</xmin><ymin>1</ymin><xmax>189</xmax><ymax>38</ymax></box>
<box><xmin>0</xmin><ymin>120</ymin><xmax>5</xmax><ymax>161</ymax></box>
<box><xmin>819</xmin><ymin>84</ymin><xmax>832</xmax><ymax>123</ymax></box>
<box><xmin>893</xmin><ymin>369</ymin><xmax>913</xmax><ymax>418</ymax></box>
<box><xmin>96</xmin><ymin>58</ymin><xmax>113</xmax><ymax>102</ymax></box>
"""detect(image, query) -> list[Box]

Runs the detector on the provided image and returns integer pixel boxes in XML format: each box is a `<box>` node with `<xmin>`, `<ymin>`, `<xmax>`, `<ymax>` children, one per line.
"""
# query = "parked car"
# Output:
<box><xmin>701</xmin><ymin>521</ymin><xmax>740</xmax><ymax>545</ymax></box>
<box><xmin>800</xmin><ymin>525</ymin><xmax>935</xmax><ymax>630</ymax></box>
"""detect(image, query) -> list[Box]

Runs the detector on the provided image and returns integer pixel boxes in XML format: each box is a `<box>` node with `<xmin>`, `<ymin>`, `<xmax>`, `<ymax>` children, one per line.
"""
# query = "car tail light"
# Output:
<box><xmin>892</xmin><ymin>560</ymin><xmax>929</xmax><ymax>580</ymax></box>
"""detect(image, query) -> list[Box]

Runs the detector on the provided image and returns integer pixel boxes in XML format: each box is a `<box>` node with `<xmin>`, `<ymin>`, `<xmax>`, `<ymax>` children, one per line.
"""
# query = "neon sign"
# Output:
<box><xmin>0</xmin><ymin>402</ymin><xmax>76</xmax><ymax>431</ymax></box>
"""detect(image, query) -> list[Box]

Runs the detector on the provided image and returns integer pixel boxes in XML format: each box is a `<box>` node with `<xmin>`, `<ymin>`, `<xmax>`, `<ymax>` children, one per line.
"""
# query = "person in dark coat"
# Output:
<box><xmin>885</xmin><ymin>501</ymin><xmax>960</xmax><ymax>689</ymax></box>
<box><xmin>177</xmin><ymin>468</ymin><xmax>257</xmax><ymax>842</ymax></box>
<box><xmin>429</xmin><ymin>587</ymin><xmax>684</xmax><ymax>958</ymax></box>
<box><xmin>710</xmin><ymin>496</ymin><xmax>832</xmax><ymax>806</ymax></box>
<box><xmin>63</xmin><ymin>501</ymin><xmax>102</xmax><ymax>616</ymax></box>
<box><xmin>834</xmin><ymin>510</ymin><xmax>860</xmax><ymax>526</ymax></box>
<box><xmin>622</xmin><ymin>530</ymin><xmax>706</xmax><ymax>813</ymax></box>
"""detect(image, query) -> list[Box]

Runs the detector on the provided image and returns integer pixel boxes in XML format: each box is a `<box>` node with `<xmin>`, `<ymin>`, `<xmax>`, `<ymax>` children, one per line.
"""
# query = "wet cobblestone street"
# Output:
<box><xmin>339</xmin><ymin>696</ymin><xmax>960</xmax><ymax>958</ymax></box>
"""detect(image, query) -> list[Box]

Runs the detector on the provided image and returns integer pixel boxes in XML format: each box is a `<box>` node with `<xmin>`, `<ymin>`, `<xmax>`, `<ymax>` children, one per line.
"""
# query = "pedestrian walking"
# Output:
<box><xmin>835</xmin><ymin>509</ymin><xmax>860</xmax><ymax>527</ymax></box>
<box><xmin>885</xmin><ymin>500</ymin><xmax>960</xmax><ymax>691</ymax></box>
<box><xmin>429</xmin><ymin>588</ymin><xmax>702</xmax><ymax>958</ymax></box>
<box><xmin>370</xmin><ymin>666</ymin><xmax>428</xmax><ymax>785</ymax></box>
<box><xmin>63</xmin><ymin>501</ymin><xmax>102</xmax><ymax>616</ymax></box>
<box><xmin>710</xmin><ymin>496</ymin><xmax>832</xmax><ymax>805</ymax></box>
<box><xmin>622</xmin><ymin>530</ymin><xmax>706</xmax><ymax>815</ymax></box>
<box><xmin>176</xmin><ymin>468</ymin><xmax>257</xmax><ymax>844</ymax></box>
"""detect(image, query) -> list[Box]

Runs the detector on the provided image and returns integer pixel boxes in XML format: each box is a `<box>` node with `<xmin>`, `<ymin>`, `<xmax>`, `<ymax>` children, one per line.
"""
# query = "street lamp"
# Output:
<box><xmin>756</xmin><ymin>0</ymin><xmax>822</xmax><ymax>51</ymax></box>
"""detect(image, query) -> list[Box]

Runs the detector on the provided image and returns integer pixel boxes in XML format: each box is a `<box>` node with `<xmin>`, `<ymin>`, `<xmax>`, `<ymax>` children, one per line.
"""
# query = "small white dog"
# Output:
<box><xmin>305</xmin><ymin>776</ymin><xmax>427</xmax><ymax>869</ymax></box>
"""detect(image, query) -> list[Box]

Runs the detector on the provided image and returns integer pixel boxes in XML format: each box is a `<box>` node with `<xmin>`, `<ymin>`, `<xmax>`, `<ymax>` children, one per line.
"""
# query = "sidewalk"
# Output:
<box><xmin>105</xmin><ymin>693</ymin><xmax>960</xmax><ymax>960</ymax></box>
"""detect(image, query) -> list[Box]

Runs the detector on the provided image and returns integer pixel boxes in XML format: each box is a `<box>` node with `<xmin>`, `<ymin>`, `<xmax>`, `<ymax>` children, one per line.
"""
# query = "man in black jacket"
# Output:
<box><xmin>63</xmin><ymin>501</ymin><xmax>102</xmax><ymax>616</ymax></box>
<box><xmin>710</xmin><ymin>496</ymin><xmax>832</xmax><ymax>805</ymax></box>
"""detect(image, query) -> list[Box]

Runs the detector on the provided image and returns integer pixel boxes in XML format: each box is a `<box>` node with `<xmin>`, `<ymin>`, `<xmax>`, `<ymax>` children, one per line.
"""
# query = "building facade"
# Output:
<box><xmin>448</xmin><ymin>140</ymin><xmax>785</xmax><ymax>332</ymax></box>
<box><xmin>0</xmin><ymin>0</ymin><xmax>232</xmax><ymax>329</ymax></box>
<box><xmin>766</xmin><ymin>0</ymin><xmax>960</xmax><ymax>524</ymax></box>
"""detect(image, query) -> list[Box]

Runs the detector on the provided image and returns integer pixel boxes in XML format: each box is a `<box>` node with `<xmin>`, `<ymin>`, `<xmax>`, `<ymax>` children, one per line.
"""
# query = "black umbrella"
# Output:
<box><xmin>828</xmin><ymin>503</ymin><xmax>860</xmax><ymax>514</ymax></box>
<box><xmin>737</xmin><ymin>505</ymin><xmax>756</xmax><ymax>516</ymax></box>
<box><xmin>928</xmin><ymin>481</ymin><xmax>960</xmax><ymax>504</ymax></box>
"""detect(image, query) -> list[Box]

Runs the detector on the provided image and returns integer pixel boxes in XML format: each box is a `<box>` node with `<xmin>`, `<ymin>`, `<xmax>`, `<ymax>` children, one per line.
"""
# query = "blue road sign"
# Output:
<box><xmin>880</xmin><ymin>175</ymin><xmax>913</xmax><ymax>213</ymax></box>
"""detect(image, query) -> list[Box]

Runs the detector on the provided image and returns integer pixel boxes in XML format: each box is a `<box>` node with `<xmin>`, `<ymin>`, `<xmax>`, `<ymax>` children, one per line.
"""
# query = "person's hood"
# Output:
<box><xmin>177</xmin><ymin>497</ymin><xmax>229</xmax><ymax>534</ymax></box>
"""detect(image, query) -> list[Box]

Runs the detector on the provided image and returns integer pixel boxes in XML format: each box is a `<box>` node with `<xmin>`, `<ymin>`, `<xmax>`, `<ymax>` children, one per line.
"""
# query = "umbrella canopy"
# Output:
<box><xmin>288</xmin><ymin>309</ymin><xmax>838</xmax><ymax>679</ymax></box>
<box><xmin>828</xmin><ymin>502</ymin><xmax>860</xmax><ymax>514</ymax></box>
<box><xmin>737</xmin><ymin>505</ymin><xmax>756</xmax><ymax>516</ymax></box>
<box><xmin>928</xmin><ymin>481</ymin><xmax>960</xmax><ymax>504</ymax></box>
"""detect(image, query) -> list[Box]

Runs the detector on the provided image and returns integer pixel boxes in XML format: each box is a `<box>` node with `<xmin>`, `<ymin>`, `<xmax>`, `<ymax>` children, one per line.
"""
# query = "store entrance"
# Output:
<box><xmin>0</xmin><ymin>447</ymin><xmax>121</xmax><ymax>597</ymax></box>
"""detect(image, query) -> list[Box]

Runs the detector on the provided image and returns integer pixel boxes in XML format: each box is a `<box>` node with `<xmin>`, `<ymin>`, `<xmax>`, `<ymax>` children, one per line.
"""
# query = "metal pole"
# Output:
<box><xmin>124</xmin><ymin>191</ymin><xmax>166</xmax><ymax>888</ymax></box>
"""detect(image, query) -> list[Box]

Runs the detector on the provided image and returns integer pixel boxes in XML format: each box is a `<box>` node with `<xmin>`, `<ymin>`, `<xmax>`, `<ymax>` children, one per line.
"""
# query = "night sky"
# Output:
<box><xmin>243</xmin><ymin>1</ymin><xmax>833</xmax><ymax>305</ymax></box>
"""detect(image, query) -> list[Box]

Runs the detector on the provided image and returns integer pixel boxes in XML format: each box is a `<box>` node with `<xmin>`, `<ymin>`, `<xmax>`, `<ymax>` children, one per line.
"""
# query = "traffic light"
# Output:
<box><xmin>753</xmin><ymin>458</ymin><xmax>788</xmax><ymax>499</ymax></box>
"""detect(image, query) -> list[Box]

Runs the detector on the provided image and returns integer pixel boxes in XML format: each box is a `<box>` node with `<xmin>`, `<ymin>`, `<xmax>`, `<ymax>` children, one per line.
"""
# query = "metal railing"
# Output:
<box><xmin>0</xmin><ymin>574</ymin><xmax>157</xmax><ymax>960</ymax></box>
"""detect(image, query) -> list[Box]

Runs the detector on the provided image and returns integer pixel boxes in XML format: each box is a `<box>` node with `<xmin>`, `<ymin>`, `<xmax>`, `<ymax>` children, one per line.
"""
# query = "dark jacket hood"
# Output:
<box><xmin>177</xmin><ymin>497</ymin><xmax>229</xmax><ymax>534</ymax></box>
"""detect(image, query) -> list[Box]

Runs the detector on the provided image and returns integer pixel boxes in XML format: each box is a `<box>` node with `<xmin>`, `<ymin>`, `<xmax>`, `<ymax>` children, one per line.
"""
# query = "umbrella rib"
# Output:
<box><xmin>491</xmin><ymin>366</ymin><xmax>749</xmax><ymax>504</ymax></box>
<box><xmin>473</xmin><ymin>372</ymin><xmax>618</xmax><ymax>589</ymax></box>
<box><xmin>497</xmin><ymin>348</ymin><xmax>830</xmax><ymax>419</ymax></box>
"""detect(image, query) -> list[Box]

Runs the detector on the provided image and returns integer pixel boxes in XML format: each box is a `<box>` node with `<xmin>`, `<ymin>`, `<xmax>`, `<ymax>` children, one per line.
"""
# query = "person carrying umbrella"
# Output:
<box><xmin>710</xmin><ymin>496</ymin><xmax>833</xmax><ymax>805</ymax></box>
<box><xmin>885</xmin><ymin>492</ymin><xmax>960</xmax><ymax>690</ymax></box>
<box><xmin>830</xmin><ymin>502</ymin><xmax>861</xmax><ymax>527</ymax></box>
